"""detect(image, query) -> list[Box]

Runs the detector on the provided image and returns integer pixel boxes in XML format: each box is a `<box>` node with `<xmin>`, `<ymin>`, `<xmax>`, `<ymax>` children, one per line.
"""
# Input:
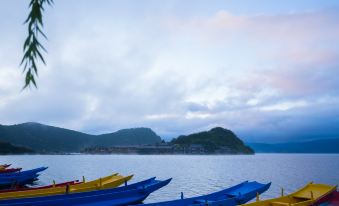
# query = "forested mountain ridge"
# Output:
<box><xmin>0</xmin><ymin>122</ymin><xmax>161</xmax><ymax>153</ymax></box>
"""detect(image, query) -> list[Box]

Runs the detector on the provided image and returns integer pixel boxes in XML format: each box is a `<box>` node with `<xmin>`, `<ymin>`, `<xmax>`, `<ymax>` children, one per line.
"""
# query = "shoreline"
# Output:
<box><xmin>1</xmin><ymin>152</ymin><xmax>339</xmax><ymax>156</ymax></box>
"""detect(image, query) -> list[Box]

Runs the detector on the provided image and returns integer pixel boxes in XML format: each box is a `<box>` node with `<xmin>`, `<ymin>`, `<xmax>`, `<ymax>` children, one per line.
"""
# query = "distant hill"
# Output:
<box><xmin>248</xmin><ymin>138</ymin><xmax>339</xmax><ymax>153</ymax></box>
<box><xmin>0</xmin><ymin>142</ymin><xmax>35</xmax><ymax>154</ymax></box>
<box><xmin>95</xmin><ymin>128</ymin><xmax>161</xmax><ymax>146</ymax></box>
<box><xmin>171</xmin><ymin>127</ymin><xmax>254</xmax><ymax>154</ymax></box>
<box><xmin>0</xmin><ymin>122</ymin><xmax>161</xmax><ymax>153</ymax></box>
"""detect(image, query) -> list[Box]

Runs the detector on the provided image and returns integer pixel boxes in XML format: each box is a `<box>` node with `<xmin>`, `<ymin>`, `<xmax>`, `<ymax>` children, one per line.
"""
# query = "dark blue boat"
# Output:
<box><xmin>0</xmin><ymin>167</ymin><xmax>47</xmax><ymax>177</ymax></box>
<box><xmin>0</xmin><ymin>167</ymin><xmax>46</xmax><ymax>188</ymax></box>
<box><xmin>0</xmin><ymin>174</ymin><xmax>40</xmax><ymax>189</ymax></box>
<box><xmin>0</xmin><ymin>177</ymin><xmax>171</xmax><ymax>206</ymax></box>
<box><xmin>139</xmin><ymin>181</ymin><xmax>271</xmax><ymax>206</ymax></box>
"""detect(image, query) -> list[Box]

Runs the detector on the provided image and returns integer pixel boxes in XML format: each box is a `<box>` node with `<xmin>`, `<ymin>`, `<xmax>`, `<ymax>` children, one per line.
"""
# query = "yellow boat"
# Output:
<box><xmin>242</xmin><ymin>182</ymin><xmax>337</xmax><ymax>206</ymax></box>
<box><xmin>0</xmin><ymin>173</ymin><xmax>133</xmax><ymax>200</ymax></box>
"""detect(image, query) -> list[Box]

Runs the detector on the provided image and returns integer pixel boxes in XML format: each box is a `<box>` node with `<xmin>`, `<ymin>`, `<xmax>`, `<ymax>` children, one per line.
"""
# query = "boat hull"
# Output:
<box><xmin>0</xmin><ymin>168</ymin><xmax>22</xmax><ymax>174</ymax></box>
<box><xmin>316</xmin><ymin>191</ymin><xmax>339</xmax><ymax>206</ymax></box>
<box><xmin>240</xmin><ymin>183</ymin><xmax>337</xmax><ymax>206</ymax></box>
<box><xmin>0</xmin><ymin>174</ymin><xmax>40</xmax><ymax>189</ymax></box>
<box><xmin>139</xmin><ymin>181</ymin><xmax>271</xmax><ymax>206</ymax></box>
<box><xmin>0</xmin><ymin>167</ymin><xmax>47</xmax><ymax>177</ymax></box>
<box><xmin>0</xmin><ymin>180</ymin><xmax>82</xmax><ymax>193</ymax></box>
<box><xmin>0</xmin><ymin>173</ymin><xmax>133</xmax><ymax>200</ymax></box>
<box><xmin>0</xmin><ymin>165</ymin><xmax>11</xmax><ymax>170</ymax></box>
<box><xmin>0</xmin><ymin>178</ymin><xmax>171</xmax><ymax>206</ymax></box>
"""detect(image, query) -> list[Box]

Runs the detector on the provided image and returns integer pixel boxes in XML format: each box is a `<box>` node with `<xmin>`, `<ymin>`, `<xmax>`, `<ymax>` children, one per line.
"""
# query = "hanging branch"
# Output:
<box><xmin>21</xmin><ymin>0</ymin><xmax>53</xmax><ymax>89</ymax></box>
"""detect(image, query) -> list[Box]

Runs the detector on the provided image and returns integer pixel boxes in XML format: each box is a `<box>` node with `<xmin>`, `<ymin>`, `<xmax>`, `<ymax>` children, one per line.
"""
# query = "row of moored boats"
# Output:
<box><xmin>0</xmin><ymin>164</ymin><xmax>338</xmax><ymax>206</ymax></box>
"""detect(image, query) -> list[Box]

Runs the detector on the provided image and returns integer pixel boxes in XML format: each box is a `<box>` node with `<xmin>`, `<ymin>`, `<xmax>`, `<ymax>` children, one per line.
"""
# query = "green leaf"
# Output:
<box><xmin>35</xmin><ymin>49</ymin><xmax>46</xmax><ymax>65</ymax></box>
<box><xmin>21</xmin><ymin>0</ymin><xmax>52</xmax><ymax>89</ymax></box>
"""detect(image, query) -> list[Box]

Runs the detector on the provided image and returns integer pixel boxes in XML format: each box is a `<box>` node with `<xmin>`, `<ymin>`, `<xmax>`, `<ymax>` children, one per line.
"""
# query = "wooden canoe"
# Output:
<box><xmin>0</xmin><ymin>173</ymin><xmax>133</xmax><ymax>200</ymax></box>
<box><xmin>139</xmin><ymin>181</ymin><xmax>271</xmax><ymax>206</ymax></box>
<box><xmin>0</xmin><ymin>168</ymin><xmax>22</xmax><ymax>174</ymax></box>
<box><xmin>0</xmin><ymin>180</ymin><xmax>82</xmax><ymax>193</ymax></box>
<box><xmin>316</xmin><ymin>191</ymin><xmax>339</xmax><ymax>206</ymax></box>
<box><xmin>0</xmin><ymin>174</ymin><xmax>40</xmax><ymax>189</ymax></box>
<box><xmin>241</xmin><ymin>182</ymin><xmax>337</xmax><ymax>206</ymax></box>
<box><xmin>0</xmin><ymin>165</ymin><xmax>11</xmax><ymax>169</ymax></box>
<box><xmin>0</xmin><ymin>167</ymin><xmax>47</xmax><ymax>177</ymax></box>
<box><xmin>0</xmin><ymin>177</ymin><xmax>171</xmax><ymax>206</ymax></box>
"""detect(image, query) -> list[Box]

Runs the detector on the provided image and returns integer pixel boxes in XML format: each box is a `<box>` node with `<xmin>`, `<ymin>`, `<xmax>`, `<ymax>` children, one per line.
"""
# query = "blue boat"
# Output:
<box><xmin>0</xmin><ymin>177</ymin><xmax>171</xmax><ymax>206</ymax></box>
<box><xmin>139</xmin><ymin>181</ymin><xmax>271</xmax><ymax>206</ymax></box>
<box><xmin>0</xmin><ymin>167</ymin><xmax>46</xmax><ymax>188</ymax></box>
<box><xmin>0</xmin><ymin>174</ymin><xmax>40</xmax><ymax>189</ymax></box>
<box><xmin>0</xmin><ymin>167</ymin><xmax>47</xmax><ymax>177</ymax></box>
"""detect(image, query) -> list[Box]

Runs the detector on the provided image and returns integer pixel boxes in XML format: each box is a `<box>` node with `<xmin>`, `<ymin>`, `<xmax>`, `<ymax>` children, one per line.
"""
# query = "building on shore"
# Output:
<box><xmin>83</xmin><ymin>143</ymin><xmax>206</xmax><ymax>154</ymax></box>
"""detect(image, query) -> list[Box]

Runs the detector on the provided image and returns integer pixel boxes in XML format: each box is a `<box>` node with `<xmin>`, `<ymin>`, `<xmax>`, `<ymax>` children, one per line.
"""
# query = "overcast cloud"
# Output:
<box><xmin>0</xmin><ymin>0</ymin><xmax>339</xmax><ymax>142</ymax></box>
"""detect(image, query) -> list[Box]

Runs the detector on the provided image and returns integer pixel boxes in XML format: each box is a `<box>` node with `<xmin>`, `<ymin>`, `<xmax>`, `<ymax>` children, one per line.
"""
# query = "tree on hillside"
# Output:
<box><xmin>21</xmin><ymin>0</ymin><xmax>53</xmax><ymax>89</ymax></box>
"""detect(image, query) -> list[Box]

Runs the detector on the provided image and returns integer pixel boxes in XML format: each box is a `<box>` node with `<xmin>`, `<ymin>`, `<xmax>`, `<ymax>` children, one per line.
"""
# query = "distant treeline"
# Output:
<box><xmin>0</xmin><ymin>123</ymin><xmax>161</xmax><ymax>153</ymax></box>
<box><xmin>0</xmin><ymin>142</ymin><xmax>35</xmax><ymax>155</ymax></box>
<box><xmin>83</xmin><ymin>127</ymin><xmax>254</xmax><ymax>155</ymax></box>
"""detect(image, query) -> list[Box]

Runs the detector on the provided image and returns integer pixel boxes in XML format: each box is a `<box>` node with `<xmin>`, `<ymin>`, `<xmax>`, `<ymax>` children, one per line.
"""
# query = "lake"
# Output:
<box><xmin>1</xmin><ymin>154</ymin><xmax>339</xmax><ymax>203</ymax></box>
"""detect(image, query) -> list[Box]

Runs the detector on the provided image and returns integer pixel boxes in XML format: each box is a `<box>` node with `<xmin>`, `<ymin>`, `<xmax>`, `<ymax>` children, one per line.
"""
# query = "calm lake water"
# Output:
<box><xmin>1</xmin><ymin>154</ymin><xmax>339</xmax><ymax>203</ymax></box>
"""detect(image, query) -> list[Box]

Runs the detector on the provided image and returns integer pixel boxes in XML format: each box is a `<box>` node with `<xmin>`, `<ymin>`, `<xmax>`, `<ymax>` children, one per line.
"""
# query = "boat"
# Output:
<box><xmin>316</xmin><ymin>190</ymin><xmax>339</xmax><ymax>206</ymax></box>
<box><xmin>0</xmin><ymin>180</ymin><xmax>82</xmax><ymax>193</ymax></box>
<box><xmin>0</xmin><ymin>165</ymin><xmax>11</xmax><ymax>169</ymax></box>
<box><xmin>0</xmin><ymin>174</ymin><xmax>40</xmax><ymax>189</ymax></box>
<box><xmin>0</xmin><ymin>168</ymin><xmax>22</xmax><ymax>174</ymax></box>
<box><xmin>0</xmin><ymin>177</ymin><xmax>171</xmax><ymax>206</ymax></box>
<box><xmin>0</xmin><ymin>167</ymin><xmax>48</xmax><ymax>188</ymax></box>
<box><xmin>241</xmin><ymin>182</ymin><xmax>337</xmax><ymax>206</ymax></box>
<box><xmin>139</xmin><ymin>181</ymin><xmax>271</xmax><ymax>206</ymax></box>
<box><xmin>0</xmin><ymin>173</ymin><xmax>133</xmax><ymax>200</ymax></box>
<box><xmin>0</xmin><ymin>167</ymin><xmax>48</xmax><ymax>177</ymax></box>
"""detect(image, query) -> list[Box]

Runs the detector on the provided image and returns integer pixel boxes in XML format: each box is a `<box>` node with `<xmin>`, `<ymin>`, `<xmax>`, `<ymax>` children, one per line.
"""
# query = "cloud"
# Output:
<box><xmin>0</xmin><ymin>2</ymin><xmax>339</xmax><ymax>142</ymax></box>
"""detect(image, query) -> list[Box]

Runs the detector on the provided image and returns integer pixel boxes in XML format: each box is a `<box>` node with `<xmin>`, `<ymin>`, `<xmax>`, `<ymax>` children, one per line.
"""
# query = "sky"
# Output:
<box><xmin>0</xmin><ymin>0</ymin><xmax>339</xmax><ymax>143</ymax></box>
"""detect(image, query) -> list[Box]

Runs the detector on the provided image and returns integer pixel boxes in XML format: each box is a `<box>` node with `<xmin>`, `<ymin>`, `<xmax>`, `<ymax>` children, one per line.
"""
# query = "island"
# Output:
<box><xmin>83</xmin><ymin>127</ymin><xmax>254</xmax><ymax>155</ymax></box>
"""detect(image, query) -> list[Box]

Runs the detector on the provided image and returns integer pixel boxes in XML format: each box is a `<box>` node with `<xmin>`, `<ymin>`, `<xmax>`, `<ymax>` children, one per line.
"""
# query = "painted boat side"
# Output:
<box><xmin>139</xmin><ymin>181</ymin><xmax>271</xmax><ymax>206</ymax></box>
<box><xmin>0</xmin><ymin>180</ymin><xmax>82</xmax><ymax>193</ymax></box>
<box><xmin>240</xmin><ymin>183</ymin><xmax>337</xmax><ymax>206</ymax></box>
<box><xmin>0</xmin><ymin>167</ymin><xmax>47</xmax><ymax>177</ymax></box>
<box><xmin>0</xmin><ymin>177</ymin><xmax>157</xmax><ymax>204</ymax></box>
<box><xmin>0</xmin><ymin>178</ymin><xmax>171</xmax><ymax>206</ymax></box>
<box><xmin>0</xmin><ymin>168</ymin><xmax>22</xmax><ymax>174</ymax></box>
<box><xmin>316</xmin><ymin>191</ymin><xmax>339</xmax><ymax>206</ymax></box>
<box><xmin>0</xmin><ymin>174</ymin><xmax>40</xmax><ymax>188</ymax></box>
<box><xmin>0</xmin><ymin>173</ymin><xmax>132</xmax><ymax>200</ymax></box>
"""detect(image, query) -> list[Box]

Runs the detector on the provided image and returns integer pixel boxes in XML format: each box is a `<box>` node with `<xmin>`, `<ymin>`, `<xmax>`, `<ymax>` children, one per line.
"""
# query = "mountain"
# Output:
<box><xmin>0</xmin><ymin>122</ymin><xmax>92</xmax><ymax>152</ymax></box>
<box><xmin>95</xmin><ymin>128</ymin><xmax>162</xmax><ymax>146</ymax></box>
<box><xmin>0</xmin><ymin>122</ymin><xmax>161</xmax><ymax>153</ymax></box>
<box><xmin>171</xmin><ymin>127</ymin><xmax>254</xmax><ymax>154</ymax></box>
<box><xmin>248</xmin><ymin>138</ymin><xmax>339</xmax><ymax>153</ymax></box>
<box><xmin>0</xmin><ymin>142</ymin><xmax>35</xmax><ymax>154</ymax></box>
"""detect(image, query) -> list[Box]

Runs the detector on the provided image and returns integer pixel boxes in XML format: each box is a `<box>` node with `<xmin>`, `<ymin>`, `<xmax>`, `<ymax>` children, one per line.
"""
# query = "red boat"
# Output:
<box><xmin>0</xmin><ymin>164</ymin><xmax>11</xmax><ymax>168</ymax></box>
<box><xmin>0</xmin><ymin>168</ymin><xmax>22</xmax><ymax>173</ymax></box>
<box><xmin>326</xmin><ymin>191</ymin><xmax>339</xmax><ymax>206</ymax></box>
<box><xmin>0</xmin><ymin>180</ymin><xmax>82</xmax><ymax>193</ymax></box>
<box><xmin>316</xmin><ymin>191</ymin><xmax>339</xmax><ymax>206</ymax></box>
